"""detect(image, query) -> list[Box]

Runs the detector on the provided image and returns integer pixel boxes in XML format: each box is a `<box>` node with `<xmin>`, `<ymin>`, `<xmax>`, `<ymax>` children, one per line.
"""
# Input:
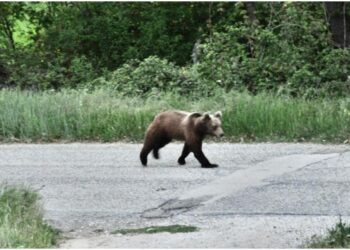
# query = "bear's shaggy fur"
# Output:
<box><xmin>140</xmin><ymin>110</ymin><xmax>224</xmax><ymax>168</ymax></box>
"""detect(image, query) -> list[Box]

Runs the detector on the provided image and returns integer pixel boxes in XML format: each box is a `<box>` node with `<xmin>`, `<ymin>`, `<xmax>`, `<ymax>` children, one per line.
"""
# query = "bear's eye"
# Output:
<box><xmin>213</xmin><ymin>125</ymin><xmax>218</xmax><ymax>130</ymax></box>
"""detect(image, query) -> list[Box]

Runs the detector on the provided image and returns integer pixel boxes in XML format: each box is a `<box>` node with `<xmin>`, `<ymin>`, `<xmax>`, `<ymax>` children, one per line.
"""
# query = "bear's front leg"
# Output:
<box><xmin>178</xmin><ymin>143</ymin><xmax>190</xmax><ymax>165</ymax></box>
<box><xmin>193</xmin><ymin>149</ymin><xmax>218</xmax><ymax>168</ymax></box>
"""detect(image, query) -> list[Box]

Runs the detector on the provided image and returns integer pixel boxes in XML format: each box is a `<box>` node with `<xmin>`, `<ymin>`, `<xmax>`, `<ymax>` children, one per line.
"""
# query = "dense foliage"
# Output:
<box><xmin>198</xmin><ymin>3</ymin><xmax>350</xmax><ymax>98</ymax></box>
<box><xmin>1</xmin><ymin>2</ymin><xmax>350</xmax><ymax>97</ymax></box>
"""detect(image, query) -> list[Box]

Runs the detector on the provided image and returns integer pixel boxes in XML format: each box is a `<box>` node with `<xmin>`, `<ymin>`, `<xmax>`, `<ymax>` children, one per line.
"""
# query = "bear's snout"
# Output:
<box><xmin>213</xmin><ymin>130</ymin><xmax>224</xmax><ymax>137</ymax></box>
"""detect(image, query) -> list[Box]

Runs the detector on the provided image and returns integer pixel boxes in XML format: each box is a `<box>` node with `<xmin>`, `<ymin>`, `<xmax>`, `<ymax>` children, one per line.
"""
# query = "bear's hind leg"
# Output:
<box><xmin>140</xmin><ymin>145</ymin><xmax>152</xmax><ymax>166</ymax></box>
<box><xmin>140</xmin><ymin>133</ymin><xmax>158</xmax><ymax>166</ymax></box>
<box><xmin>152</xmin><ymin>137</ymin><xmax>171</xmax><ymax>159</ymax></box>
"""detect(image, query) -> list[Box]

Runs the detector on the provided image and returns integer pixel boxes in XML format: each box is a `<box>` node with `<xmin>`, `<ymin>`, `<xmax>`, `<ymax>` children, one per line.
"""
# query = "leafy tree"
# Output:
<box><xmin>37</xmin><ymin>2</ymin><xmax>232</xmax><ymax>69</ymax></box>
<box><xmin>0</xmin><ymin>2</ymin><xmax>25</xmax><ymax>50</ymax></box>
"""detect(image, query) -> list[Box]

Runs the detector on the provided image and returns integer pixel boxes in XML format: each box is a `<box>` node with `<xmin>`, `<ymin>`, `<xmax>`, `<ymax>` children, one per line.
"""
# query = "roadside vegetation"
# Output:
<box><xmin>0</xmin><ymin>187</ymin><xmax>59</xmax><ymax>248</ymax></box>
<box><xmin>0</xmin><ymin>89</ymin><xmax>350</xmax><ymax>143</ymax></box>
<box><xmin>306</xmin><ymin>219</ymin><xmax>350</xmax><ymax>248</ymax></box>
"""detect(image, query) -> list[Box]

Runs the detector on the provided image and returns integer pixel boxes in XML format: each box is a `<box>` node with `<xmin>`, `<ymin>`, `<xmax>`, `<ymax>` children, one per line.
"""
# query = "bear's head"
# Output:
<box><xmin>199</xmin><ymin>111</ymin><xmax>224</xmax><ymax>137</ymax></box>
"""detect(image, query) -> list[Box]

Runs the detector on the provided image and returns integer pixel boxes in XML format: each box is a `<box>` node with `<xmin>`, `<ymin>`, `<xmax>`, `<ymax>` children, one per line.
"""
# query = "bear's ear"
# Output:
<box><xmin>203</xmin><ymin>112</ymin><xmax>211</xmax><ymax>121</ymax></box>
<box><xmin>189</xmin><ymin>112</ymin><xmax>202</xmax><ymax>118</ymax></box>
<box><xmin>214</xmin><ymin>111</ymin><xmax>222</xmax><ymax>119</ymax></box>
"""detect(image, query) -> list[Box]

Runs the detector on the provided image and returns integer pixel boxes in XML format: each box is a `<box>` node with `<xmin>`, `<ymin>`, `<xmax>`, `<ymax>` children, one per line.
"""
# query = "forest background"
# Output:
<box><xmin>1</xmin><ymin>2</ymin><xmax>350</xmax><ymax>143</ymax></box>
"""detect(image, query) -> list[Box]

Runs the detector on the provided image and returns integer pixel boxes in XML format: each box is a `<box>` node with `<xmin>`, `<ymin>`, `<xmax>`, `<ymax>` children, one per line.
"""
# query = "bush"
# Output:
<box><xmin>90</xmin><ymin>56</ymin><xmax>207</xmax><ymax>97</ymax></box>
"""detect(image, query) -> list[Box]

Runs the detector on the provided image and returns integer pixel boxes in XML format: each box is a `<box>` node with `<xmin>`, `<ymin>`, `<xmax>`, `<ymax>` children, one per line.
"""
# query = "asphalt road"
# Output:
<box><xmin>1</xmin><ymin>143</ymin><xmax>350</xmax><ymax>248</ymax></box>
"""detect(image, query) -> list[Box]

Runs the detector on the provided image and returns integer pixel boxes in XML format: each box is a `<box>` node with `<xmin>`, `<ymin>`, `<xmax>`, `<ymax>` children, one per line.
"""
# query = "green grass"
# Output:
<box><xmin>306</xmin><ymin>219</ymin><xmax>350</xmax><ymax>248</ymax></box>
<box><xmin>0</xmin><ymin>187</ymin><xmax>59</xmax><ymax>248</ymax></box>
<box><xmin>111</xmin><ymin>224</ymin><xmax>198</xmax><ymax>235</ymax></box>
<box><xmin>0</xmin><ymin>88</ymin><xmax>350</xmax><ymax>143</ymax></box>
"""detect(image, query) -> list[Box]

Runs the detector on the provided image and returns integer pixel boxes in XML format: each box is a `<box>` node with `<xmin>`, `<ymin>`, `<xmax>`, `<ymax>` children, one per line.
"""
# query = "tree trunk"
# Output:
<box><xmin>0</xmin><ymin>61</ymin><xmax>10</xmax><ymax>88</ymax></box>
<box><xmin>245</xmin><ymin>2</ymin><xmax>257</xmax><ymax>24</ymax></box>
<box><xmin>0</xmin><ymin>16</ymin><xmax>16</xmax><ymax>50</ymax></box>
<box><xmin>324</xmin><ymin>2</ymin><xmax>350</xmax><ymax>48</ymax></box>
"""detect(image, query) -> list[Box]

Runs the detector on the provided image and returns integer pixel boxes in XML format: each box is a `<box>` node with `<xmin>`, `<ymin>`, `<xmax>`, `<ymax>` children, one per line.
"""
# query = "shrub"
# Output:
<box><xmin>92</xmin><ymin>56</ymin><xmax>205</xmax><ymax>97</ymax></box>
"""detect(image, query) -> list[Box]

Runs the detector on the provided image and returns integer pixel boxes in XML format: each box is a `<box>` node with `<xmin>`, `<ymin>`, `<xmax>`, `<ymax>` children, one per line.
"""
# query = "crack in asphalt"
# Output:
<box><xmin>182</xmin><ymin>212</ymin><xmax>349</xmax><ymax>217</ymax></box>
<box><xmin>142</xmin><ymin>197</ymin><xmax>209</xmax><ymax>218</ymax></box>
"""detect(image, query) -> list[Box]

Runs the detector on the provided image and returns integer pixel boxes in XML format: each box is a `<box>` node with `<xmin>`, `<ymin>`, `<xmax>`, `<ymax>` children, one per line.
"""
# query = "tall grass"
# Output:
<box><xmin>0</xmin><ymin>187</ymin><xmax>58</xmax><ymax>248</ymax></box>
<box><xmin>0</xmin><ymin>89</ymin><xmax>349</xmax><ymax>142</ymax></box>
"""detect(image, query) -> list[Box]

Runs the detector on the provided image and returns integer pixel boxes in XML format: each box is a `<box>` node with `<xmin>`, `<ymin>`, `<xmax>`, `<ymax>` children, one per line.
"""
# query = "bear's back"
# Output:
<box><xmin>153</xmin><ymin>110</ymin><xmax>192</xmax><ymax>140</ymax></box>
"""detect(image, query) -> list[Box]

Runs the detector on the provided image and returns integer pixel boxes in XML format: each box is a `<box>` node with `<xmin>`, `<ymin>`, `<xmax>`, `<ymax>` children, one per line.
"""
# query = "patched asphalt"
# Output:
<box><xmin>1</xmin><ymin>143</ymin><xmax>350</xmax><ymax>248</ymax></box>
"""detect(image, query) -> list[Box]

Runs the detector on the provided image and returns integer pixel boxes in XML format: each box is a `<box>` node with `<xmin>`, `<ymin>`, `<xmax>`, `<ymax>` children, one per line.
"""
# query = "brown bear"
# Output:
<box><xmin>140</xmin><ymin>110</ymin><xmax>224</xmax><ymax>168</ymax></box>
